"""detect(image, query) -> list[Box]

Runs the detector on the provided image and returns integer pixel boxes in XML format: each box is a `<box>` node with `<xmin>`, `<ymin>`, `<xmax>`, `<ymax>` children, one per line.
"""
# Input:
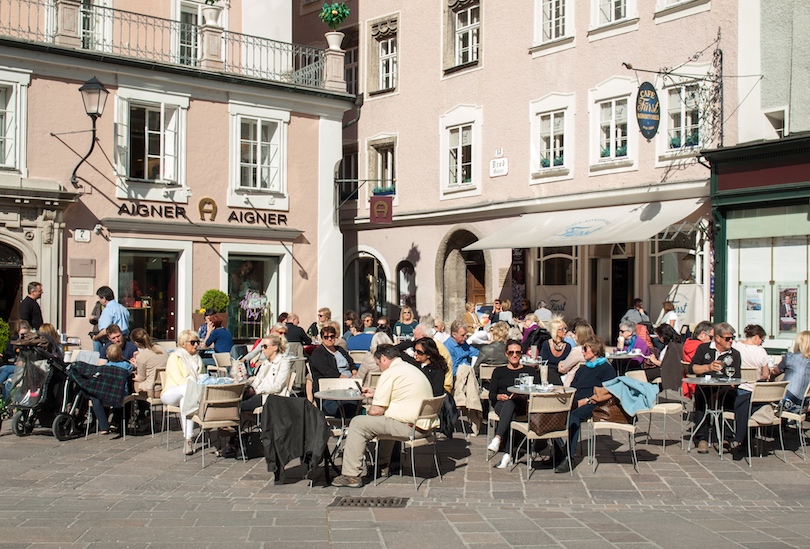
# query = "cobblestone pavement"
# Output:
<box><xmin>1</xmin><ymin>412</ymin><xmax>809</xmax><ymax>548</ymax></box>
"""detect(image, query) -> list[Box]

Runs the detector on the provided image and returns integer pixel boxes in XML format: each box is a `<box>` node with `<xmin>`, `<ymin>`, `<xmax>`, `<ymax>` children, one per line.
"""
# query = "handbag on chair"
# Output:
<box><xmin>528</xmin><ymin>391</ymin><xmax>570</xmax><ymax>436</ymax></box>
<box><xmin>591</xmin><ymin>397</ymin><xmax>632</xmax><ymax>424</ymax></box>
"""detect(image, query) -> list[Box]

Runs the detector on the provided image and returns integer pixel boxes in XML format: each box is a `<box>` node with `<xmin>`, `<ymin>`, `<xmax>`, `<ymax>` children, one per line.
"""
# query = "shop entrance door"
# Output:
<box><xmin>592</xmin><ymin>251</ymin><xmax>634</xmax><ymax>343</ymax></box>
<box><xmin>0</xmin><ymin>243</ymin><xmax>23</xmax><ymax>321</ymax></box>
<box><xmin>463</xmin><ymin>250</ymin><xmax>486</xmax><ymax>306</ymax></box>
<box><xmin>118</xmin><ymin>251</ymin><xmax>178</xmax><ymax>340</ymax></box>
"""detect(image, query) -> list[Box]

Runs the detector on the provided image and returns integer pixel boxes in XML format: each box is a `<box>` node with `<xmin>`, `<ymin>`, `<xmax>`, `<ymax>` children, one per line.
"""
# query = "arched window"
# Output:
<box><xmin>345</xmin><ymin>253</ymin><xmax>388</xmax><ymax>318</ymax></box>
<box><xmin>650</xmin><ymin>223</ymin><xmax>704</xmax><ymax>285</ymax></box>
<box><xmin>396</xmin><ymin>260</ymin><xmax>415</xmax><ymax>309</ymax></box>
<box><xmin>537</xmin><ymin>246</ymin><xmax>577</xmax><ymax>285</ymax></box>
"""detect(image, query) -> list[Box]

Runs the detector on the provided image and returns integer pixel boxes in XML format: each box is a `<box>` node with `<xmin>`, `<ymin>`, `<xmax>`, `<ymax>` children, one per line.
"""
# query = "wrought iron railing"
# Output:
<box><xmin>223</xmin><ymin>30</ymin><xmax>324</xmax><ymax>88</ymax></box>
<box><xmin>0</xmin><ymin>0</ymin><xmax>326</xmax><ymax>88</ymax></box>
<box><xmin>0</xmin><ymin>0</ymin><xmax>53</xmax><ymax>42</ymax></box>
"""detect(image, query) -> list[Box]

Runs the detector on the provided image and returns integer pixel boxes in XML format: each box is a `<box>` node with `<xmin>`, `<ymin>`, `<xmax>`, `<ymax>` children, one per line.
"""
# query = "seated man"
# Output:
<box><xmin>331</xmin><ymin>344</ymin><xmax>436</xmax><ymax>488</ymax></box>
<box><xmin>687</xmin><ymin>322</ymin><xmax>742</xmax><ymax>454</ymax></box>
<box><xmin>100</xmin><ymin>324</ymin><xmax>138</xmax><ymax>364</ymax></box>
<box><xmin>443</xmin><ymin>320</ymin><xmax>479</xmax><ymax>376</ymax></box>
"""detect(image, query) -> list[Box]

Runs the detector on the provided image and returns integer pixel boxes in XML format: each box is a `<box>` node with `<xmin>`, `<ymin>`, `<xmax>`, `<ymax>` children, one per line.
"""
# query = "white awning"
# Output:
<box><xmin>463</xmin><ymin>198</ymin><xmax>706</xmax><ymax>251</ymax></box>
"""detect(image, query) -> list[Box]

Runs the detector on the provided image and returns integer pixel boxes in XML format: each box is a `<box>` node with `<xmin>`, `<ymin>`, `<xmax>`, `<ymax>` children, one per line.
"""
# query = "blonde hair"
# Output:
<box><xmin>177</xmin><ymin>329</ymin><xmax>198</xmax><ymax>347</ymax></box>
<box><xmin>524</xmin><ymin>313</ymin><xmax>539</xmax><ymax>325</ymax></box>
<box><xmin>399</xmin><ymin>307</ymin><xmax>414</xmax><ymax>323</ymax></box>
<box><xmin>489</xmin><ymin>322</ymin><xmax>510</xmax><ymax>342</ymax></box>
<box><xmin>318</xmin><ymin>307</ymin><xmax>332</xmax><ymax>320</ymax></box>
<box><xmin>501</xmin><ymin>299</ymin><xmax>512</xmax><ymax>312</ymax></box>
<box><xmin>794</xmin><ymin>331</ymin><xmax>810</xmax><ymax>359</ymax></box>
<box><xmin>263</xmin><ymin>334</ymin><xmax>288</xmax><ymax>354</ymax></box>
<box><xmin>575</xmin><ymin>323</ymin><xmax>595</xmax><ymax>346</ymax></box>
<box><xmin>370</xmin><ymin>331</ymin><xmax>393</xmax><ymax>352</ymax></box>
<box><xmin>548</xmin><ymin>316</ymin><xmax>567</xmax><ymax>343</ymax></box>
<box><xmin>663</xmin><ymin>301</ymin><xmax>675</xmax><ymax>313</ymax></box>
<box><xmin>106</xmin><ymin>343</ymin><xmax>123</xmax><ymax>362</ymax></box>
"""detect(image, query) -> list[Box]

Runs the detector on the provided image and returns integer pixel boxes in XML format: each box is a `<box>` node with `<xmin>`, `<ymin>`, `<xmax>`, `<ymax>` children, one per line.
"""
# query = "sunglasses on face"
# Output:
<box><xmin>322</xmin><ymin>334</ymin><xmax>336</xmax><ymax>340</ymax></box>
<box><xmin>262</xmin><ymin>344</ymin><xmax>274</xmax><ymax>349</ymax></box>
<box><xmin>717</xmin><ymin>335</ymin><xmax>734</xmax><ymax>342</ymax></box>
<box><xmin>188</xmin><ymin>340</ymin><xmax>200</xmax><ymax>345</ymax></box>
<box><xmin>317</xmin><ymin>314</ymin><xmax>325</xmax><ymax>318</ymax></box>
<box><xmin>506</xmin><ymin>350</ymin><xmax>521</xmax><ymax>356</ymax></box>
<box><xmin>583</xmin><ymin>345</ymin><xmax>591</xmax><ymax>351</ymax></box>
<box><xmin>414</xmin><ymin>349</ymin><xmax>426</xmax><ymax>356</ymax></box>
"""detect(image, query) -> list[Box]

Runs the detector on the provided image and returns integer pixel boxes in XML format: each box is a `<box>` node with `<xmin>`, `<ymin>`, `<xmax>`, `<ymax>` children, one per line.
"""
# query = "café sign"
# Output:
<box><xmin>635</xmin><ymin>81</ymin><xmax>660</xmax><ymax>140</ymax></box>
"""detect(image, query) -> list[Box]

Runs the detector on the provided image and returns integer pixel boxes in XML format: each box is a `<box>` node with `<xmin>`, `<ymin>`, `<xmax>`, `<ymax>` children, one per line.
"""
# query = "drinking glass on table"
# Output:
<box><xmin>540</xmin><ymin>363</ymin><xmax>549</xmax><ymax>386</ymax></box>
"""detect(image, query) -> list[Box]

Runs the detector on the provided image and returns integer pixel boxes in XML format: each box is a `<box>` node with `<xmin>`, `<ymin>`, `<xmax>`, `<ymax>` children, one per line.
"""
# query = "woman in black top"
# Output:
<box><xmin>487</xmin><ymin>340</ymin><xmax>539</xmax><ymax>462</ymax></box>
<box><xmin>412</xmin><ymin>337</ymin><xmax>448</xmax><ymax>397</ymax></box>
<box><xmin>554</xmin><ymin>336</ymin><xmax>617</xmax><ymax>473</ymax></box>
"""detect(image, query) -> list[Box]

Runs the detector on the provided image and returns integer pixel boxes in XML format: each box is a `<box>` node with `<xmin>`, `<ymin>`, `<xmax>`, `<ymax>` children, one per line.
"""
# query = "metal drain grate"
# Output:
<box><xmin>329</xmin><ymin>496</ymin><xmax>409</xmax><ymax>508</ymax></box>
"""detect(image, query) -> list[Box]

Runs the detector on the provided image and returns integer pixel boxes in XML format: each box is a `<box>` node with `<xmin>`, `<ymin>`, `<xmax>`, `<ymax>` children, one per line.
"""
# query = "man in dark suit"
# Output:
<box><xmin>285</xmin><ymin>313</ymin><xmax>312</xmax><ymax>345</ymax></box>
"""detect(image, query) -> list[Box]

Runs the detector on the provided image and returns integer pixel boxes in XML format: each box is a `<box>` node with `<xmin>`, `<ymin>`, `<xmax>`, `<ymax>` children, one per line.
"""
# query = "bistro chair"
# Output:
<box><xmin>509</xmin><ymin>390</ymin><xmax>576</xmax><ymax>479</ymax></box>
<box><xmin>188</xmin><ymin>383</ymin><xmax>246</xmax><ymax>468</ymax></box>
<box><xmin>348</xmin><ymin>350</ymin><xmax>367</xmax><ymax>368</ymax></box>
<box><xmin>722</xmin><ymin>381</ymin><xmax>789</xmax><ymax>466</ymax></box>
<box><xmin>210</xmin><ymin>353</ymin><xmax>231</xmax><ymax>377</ymax></box>
<box><xmin>588</xmin><ymin>396</ymin><xmax>642</xmax><ymax>473</ymax></box>
<box><xmin>159</xmin><ymin>370</ymin><xmax>183</xmax><ymax>451</ymax></box>
<box><xmin>625</xmin><ymin>370</ymin><xmax>684</xmax><ymax>451</ymax></box>
<box><xmin>780</xmin><ymin>379</ymin><xmax>810</xmax><ymax>461</ymax></box>
<box><xmin>373</xmin><ymin>394</ymin><xmax>445</xmax><ymax>490</ymax></box>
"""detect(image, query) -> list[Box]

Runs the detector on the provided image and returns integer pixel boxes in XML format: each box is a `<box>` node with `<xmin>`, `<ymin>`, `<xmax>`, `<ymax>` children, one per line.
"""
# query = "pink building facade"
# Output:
<box><xmin>295</xmin><ymin>0</ymin><xmax>738</xmax><ymax>338</ymax></box>
<box><xmin>0</xmin><ymin>0</ymin><xmax>351</xmax><ymax>345</ymax></box>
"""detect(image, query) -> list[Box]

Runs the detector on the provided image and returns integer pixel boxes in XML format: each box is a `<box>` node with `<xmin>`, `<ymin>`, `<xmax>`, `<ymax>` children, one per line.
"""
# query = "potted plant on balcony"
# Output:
<box><xmin>319</xmin><ymin>2</ymin><xmax>351</xmax><ymax>50</ymax></box>
<box><xmin>202</xmin><ymin>0</ymin><xmax>223</xmax><ymax>26</ymax></box>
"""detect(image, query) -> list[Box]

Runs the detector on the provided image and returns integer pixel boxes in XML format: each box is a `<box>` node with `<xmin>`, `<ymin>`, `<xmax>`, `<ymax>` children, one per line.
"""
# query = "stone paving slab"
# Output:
<box><xmin>1</xmin><ymin>412</ymin><xmax>810</xmax><ymax>548</ymax></box>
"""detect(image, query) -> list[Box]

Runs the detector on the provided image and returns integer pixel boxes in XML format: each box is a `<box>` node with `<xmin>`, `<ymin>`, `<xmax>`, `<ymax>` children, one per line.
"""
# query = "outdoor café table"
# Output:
<box><xmin>606</xmin><ymin>352</ymin><xmax>642</xmax><ymax>376</ymax></box>
<box><xmin>683</xmin><ymin>376</ymin><xmax>743</xmax><ymax>458</ymax></box>
<box><xmin>507</xmin><ymin>385</ymin><xmax>573</xmax><ymax>395</ymax></box>
<box><xmin>314</xmin><ymin>388</ymin><xmax>363</xmax><ymax>458</ymax></box>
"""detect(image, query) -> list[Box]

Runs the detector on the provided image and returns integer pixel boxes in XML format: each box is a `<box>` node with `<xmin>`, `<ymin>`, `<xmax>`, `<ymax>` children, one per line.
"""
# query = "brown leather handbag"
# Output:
<box><xmin>528</xmin><ymin>391</ymin><xmax>570</xmax><ymax>436</ymax></box>
<box><xmin>591</xmin><ymin>397</ymin><xmax>632</xmax><ymax>424</ymax></box>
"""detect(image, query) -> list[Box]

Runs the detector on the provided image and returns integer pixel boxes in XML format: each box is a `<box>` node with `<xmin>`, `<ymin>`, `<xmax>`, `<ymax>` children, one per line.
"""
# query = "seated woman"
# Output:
<box><xmin>87</xmin><ymin>343</ymin><xmax>133</xmax><ymax>436</ymax></box>
<box><xmin>130</xmin><ymin>328</ymin><xmax>168</xmax><ymax>396</ymax></box>
<box><xmin>308</xmin><ymin>324</ymin><xmax>355</xmax><ymax>416</ymax></box>
<box><xmin>240</xmin><ymin>334</ymin><xmax>292</xmax><ymax>412</ymax></box>
<box><xmin>1</xmin><ymin>320</ymin><xmax>30</xmax><ymax>400</ymax></box>
<box><xmin>771</xmin><ymin>330</ymin><xmax>810</xmax><ymax>413</ymax></box>
<box><xmin>558</xmin><ymin>322</ymin><xmax>596</xmax><ymax>387</ymax></box>
<box><xmin>161</xmin><ymin>330</ymin><xmax>205</xmax><ymax>455</ymax></box>
<box><xmin>38</xmin><ymin>323</ymin><xmax>63</xmax><ymax>357</ymax></box>
<box><xmin>462</xmin><ymin>302</ymin><xmax>480</xmax><ymax>332</ymax></box>
<box><xmin>540</xmin><ymin>316</ymin><xmax>571</xmax><ymax>385</ymax></box>
<box><xmin>393</xmin><ymin>307</ymin><xmax>418</xmax><ymax>339</ymax></box>
<box><xmin>476</xmin><ymin>321</ymin><xmax>510</xmax><ymax>368</ymax></box>
<box><xmin>730</xmin><ymin>324</ymin><xmax>773</xmax><ymax>450</ymax></box>
<box><xmin>521</xmin><ymin>314</ymin><xmax>540</xmax><ymax>347</ymax></box>
<box><xmin>201</xmin><ymin>314</ymin><xmax>234</xmax><ymax>354</ymax></box>
<box><xmin>646</xmin><ymin>324</ymin><xmax>683</xmax><ymax>389</ymax></box>
<box><xmin>356</xmin><ymin>331</ymin><xmax>393</xmax><ymax>386</ymax></box>
<box><xmin>554</xmin><ymin>336</ymin><xmax>617</xmax><ymax>473</ymax></box>
<box><xmin>412</xmin><ymin>337</ymin><xmax>450</xmax><ymax>398</ymax></box>
<box><xmin>486</xmin><ymin>339</ymin><xmax>540</xmax><ymax>468</ymax></box>
<box><xmin>617</xmin><ymin>321</ymin><xmax>649</xmax><ymax>370</ymax></box>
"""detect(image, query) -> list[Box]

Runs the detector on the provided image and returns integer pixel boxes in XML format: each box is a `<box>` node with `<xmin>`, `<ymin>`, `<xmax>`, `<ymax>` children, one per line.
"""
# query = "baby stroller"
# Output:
<box><xmin>8</xmin><ymin>333</ymin><xmax>79</xmax><ymax>439</ymax></box>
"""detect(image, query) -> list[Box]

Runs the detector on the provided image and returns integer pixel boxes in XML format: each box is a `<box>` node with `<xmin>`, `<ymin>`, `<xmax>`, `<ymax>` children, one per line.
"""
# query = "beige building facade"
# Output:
<box><xmin>0</xmin><ymin>0</ymin><xmax>351</xmax><ymax>345</ymax></box>
<box><xmin>295</xmin><ymin>0</ymin><xmax>738</xmax><ymax>338</ymax></box>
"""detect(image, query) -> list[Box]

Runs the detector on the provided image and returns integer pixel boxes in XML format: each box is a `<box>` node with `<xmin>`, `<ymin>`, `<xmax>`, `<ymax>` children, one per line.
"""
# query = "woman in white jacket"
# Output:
<box><xmin>240</xmin><ymin>334</ymin><xmax>291</xmax><ymax>411</ymax></box>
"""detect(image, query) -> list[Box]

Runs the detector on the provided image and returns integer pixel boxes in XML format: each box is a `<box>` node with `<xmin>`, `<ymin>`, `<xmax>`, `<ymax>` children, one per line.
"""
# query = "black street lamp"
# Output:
<box><xmin>70</xmin><ymin>76</ymin><xmax>109</xmax><ymax>187</ymax></box>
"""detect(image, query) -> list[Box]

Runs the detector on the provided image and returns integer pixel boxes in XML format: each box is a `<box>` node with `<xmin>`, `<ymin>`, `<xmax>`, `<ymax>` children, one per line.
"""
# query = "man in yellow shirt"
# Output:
<box><xmin>332</xmin><ymin>344</ymin><xmax>436</xmax><ymax>488</ymax></box>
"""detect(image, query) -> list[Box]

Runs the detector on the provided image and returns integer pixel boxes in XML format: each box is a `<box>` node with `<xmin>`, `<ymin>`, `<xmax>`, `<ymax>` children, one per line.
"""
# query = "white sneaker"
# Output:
<box><xmin>496</xmin><ymin>453</ymin><xmax>511</xmax><ymax>469</ymax></box>
<box><xmin>487</xmin><ymin>436</ymin><xmax>501</xmax><ymax>452</ymax></box>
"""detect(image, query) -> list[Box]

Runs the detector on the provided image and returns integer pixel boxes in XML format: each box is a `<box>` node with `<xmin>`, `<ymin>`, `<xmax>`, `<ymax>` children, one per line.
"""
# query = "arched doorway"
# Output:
<box><xmin>0</xmin><ymin>242</ymin><xmax>23</xmax><ymax>321</ymax></box>
<box><xmin>436</xmin><ymin>227</ymin><xmax>489</xmax><ymax>321</ymax></box>
<box><xmin>344</xmin><ymin>252</ymin><xmax>388</xmax><ymax>319</ymax></box>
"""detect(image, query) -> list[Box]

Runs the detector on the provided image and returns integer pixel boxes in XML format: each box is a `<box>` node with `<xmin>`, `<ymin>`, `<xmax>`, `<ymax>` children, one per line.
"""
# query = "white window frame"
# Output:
<box><xmin>378</xmin><ymin>36</ymin><xmax>397</xmax><ymax>91</ymax></box>
<box><xmin>454</xmin><ymin>4</ymin><xmax>480</xmax><ymax>66</ymax></box>
<box><xmin>598</xmin><ymin>98</ymin><xmax>629</xmax><ymax>159</ymax></box>
<box><xmin>227</xmin><ymin>102</ymin><xmax>290</xmax><ymax>210</ymax></box>
<box><xmin>344</xmin><ymin>45</ymin><xmax>358</xmax><ymax>96</ymax></box>
<box><xmin>366</xmin><ymin>134</ymin><xmax>398</xmax><ymax>204</ymax></box>
<box><xmin>655</xmin><ymin>63</ymin><xmax>710</xmax><ymax>163</ymax></box>
<box><xmin>80</xmin><ymin>0</ymin><xmax>113</xmax><ymax>53</ymax></box>
<box><xmin>0</xmin><ymin>68</ymin><xmax>30</xmax><ymax>176</ymax></box>
<box><xmin>654</xmin><ymin>0</ymin><xmax>711</xmax><ymax>24</ymax></box>
<box><xmin>666</xmin><ymin>84</ymin><xmax>701</xmax><ymax>150</ymax></box>
<box><xmin>589</xmin><ymin>0</ymin><xmax>638</xmax><ymax>40</ymax></box>
<box><xmin>532</xmin><ymin>0</ymin><xmax>576</xmax><ymax>57</ymax></box>
<box><xmin>177</xmin><ymin>1</ymin><xmax>201</xmax><ymax>66</ymax></box>
<box><xmin>238</xmin><ymin>118</ymin><xmax>282</xmax><ymax>192</ymax></box>
<box><xmin>114</xmin><ymin>87</ymin><xmax>189</xmax><ymax>202</ymax></box>
<box><xmin>440</xmin><ymin>105</ymin><xmax>482</xmax><ymax>199</ymax></box>
<box><xmin>530</xmin><ymin>92</ymin><xmax>575</xmax><ymax>183</ymax></box>
<box><xmin>589</xmin><ymin>77</ymin><xmax>636</xmax><ymax>174</ymax></box>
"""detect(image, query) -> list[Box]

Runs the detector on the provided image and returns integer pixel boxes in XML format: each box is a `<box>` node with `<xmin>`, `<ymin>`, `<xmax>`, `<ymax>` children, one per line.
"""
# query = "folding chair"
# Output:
<box><xmin>509</xmin><ymin>390</ymin><xmax>576</xmax><ymax>479</ymax></box>
<box><xmin>188</xmin><ymin>383</ymin><xmax>246</xmax><ymax>467</ymax></box>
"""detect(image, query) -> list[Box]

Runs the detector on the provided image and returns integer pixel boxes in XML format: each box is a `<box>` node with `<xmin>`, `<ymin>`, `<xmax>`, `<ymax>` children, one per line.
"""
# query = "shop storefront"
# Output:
<box><xmin>706</xmin><ymin>135</ymin><xmax>810</xmax><ymax>349</ymax></box>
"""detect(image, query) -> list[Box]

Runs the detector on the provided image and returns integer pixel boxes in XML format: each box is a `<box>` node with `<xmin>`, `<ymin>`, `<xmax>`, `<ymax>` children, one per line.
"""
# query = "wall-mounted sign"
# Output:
<box><xmin>74</xmin><ymin>229</ymin><xmax>91</xmax><ymax>243</ymax></box>
<box><xmin>117</xmin><ymin>200</ymin><xmax>287</xmax><ymax>226</ymax></box>
<box><xmin>489</xmin><ymin>157</ymin><xmax>508</xmax><ymax>177</ymax></box>
<box><xmin>117</xmin><ymin>203</ymin><xmax>187</xmax><ymax>219</ymax></box>
<box><xmin>636</xmin><ymin>81</ymin><xmax>660</xmax><ymax>140</ymax></box>
<box><xmin>370</xmin><ymin>196</ymin><xmax>393</xmax><ymax>224</ymax></box>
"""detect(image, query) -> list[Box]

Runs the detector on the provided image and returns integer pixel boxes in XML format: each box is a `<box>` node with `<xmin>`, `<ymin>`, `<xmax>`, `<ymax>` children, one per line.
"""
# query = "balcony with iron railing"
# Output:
<box><xmin>0</xmin><ymin>0</ymin><xmax>343</xmax><ymax>91</ymax></box>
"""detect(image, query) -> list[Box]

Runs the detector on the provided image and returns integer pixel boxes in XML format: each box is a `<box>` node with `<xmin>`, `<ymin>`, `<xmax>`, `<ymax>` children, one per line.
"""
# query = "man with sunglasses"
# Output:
<box><xmin>687</xmin><ymin>322</ymin><xmax>742</xmax><ymax>453</ymax></box>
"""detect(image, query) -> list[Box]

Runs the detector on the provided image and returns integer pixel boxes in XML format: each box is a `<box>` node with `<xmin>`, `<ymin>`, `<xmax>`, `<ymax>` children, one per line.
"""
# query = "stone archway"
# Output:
<box><xmin>434</xmin><ymin>225</ymin><xmax>491</xmax><ymax>322</ymax></box>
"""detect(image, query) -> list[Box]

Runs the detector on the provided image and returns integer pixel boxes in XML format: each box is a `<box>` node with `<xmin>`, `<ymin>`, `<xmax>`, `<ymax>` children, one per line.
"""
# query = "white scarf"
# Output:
<box><xmin>175</xmin><ymin>347</ymin><xmax>203</xmax><ymax>380</ymax></box>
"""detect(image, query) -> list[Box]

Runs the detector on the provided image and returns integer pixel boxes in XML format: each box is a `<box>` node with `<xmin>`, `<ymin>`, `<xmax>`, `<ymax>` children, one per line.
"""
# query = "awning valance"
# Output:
<box><xmin>463</xmin><ymin>198</ymin><xmax>706</xmax><ymax>251</ymax></box>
